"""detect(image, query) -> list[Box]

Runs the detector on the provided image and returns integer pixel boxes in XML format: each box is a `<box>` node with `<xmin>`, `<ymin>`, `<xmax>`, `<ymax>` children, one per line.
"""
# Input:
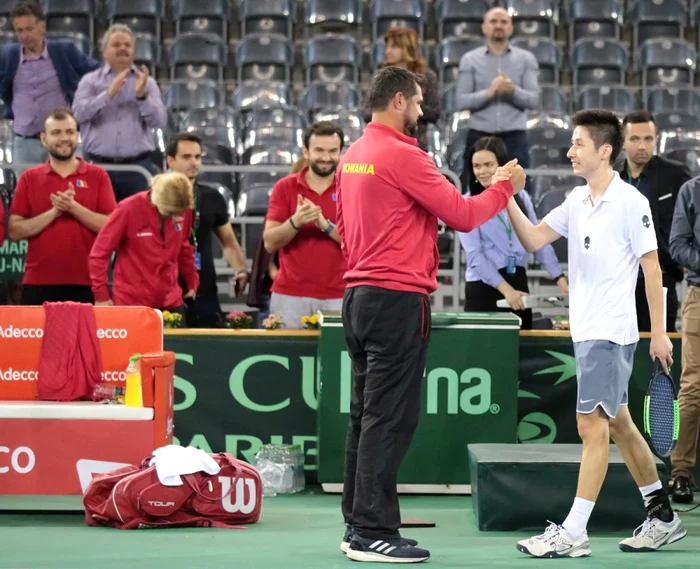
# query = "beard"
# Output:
<box><xmin>402</xmin><ymin>114</ymin><xmax>418</xmax><ymax>137</ymax></box>
<box><xmin>309</xmin><ymin>161</ymin><xmax>337</xmax><ymax>177</ymax></box>
<box><xmin>47</xmin><ymin>145</ymin><xmax>76</xmax><ymax>162</ymax></box>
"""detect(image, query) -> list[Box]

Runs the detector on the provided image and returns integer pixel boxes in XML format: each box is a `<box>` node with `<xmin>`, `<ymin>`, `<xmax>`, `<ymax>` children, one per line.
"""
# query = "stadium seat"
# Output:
<box><xmin>106</xmin><ymin>0</ymin><xmax>164</xmax><ymax>42</ymax></box>
<box><xmin>370</xmin><ymin>0</ymin><xmax>426</xmax><ymax>41</ymax></box>
<box><xmin>244</xmin><ymin>108</ymin><xmax>307</xmax><ymax>149</ymax></box>
<box><xmin>528</xmin><ymin>126</ymin><xmax>573</xmax><ymax>150</ymax></box>
<box><xmin>238</xmin><ymin>171</ymin><xmax>286</xmax><ymax>195</ymax></box>
<box><xmin>571</xmin><ymin>38</ymin><xmax>629</xmax><ymax>91</ymax></box>
<box><xmin>512</xmin><ymin>37</ymin><xmax>563</xmax><ymax>85</ymax></box>
<box><xmin>504</xmin><ymin>0</ymin><xmax>559</xmax><ymax>39</ymax></box>
<box><xmin>530</xmin><ymin>147</ymin><xmax>570</xmax><ymax>168</ymax></box>
<box><xmin>231</xmin><ymin>81</ymin><xmax>294</xmax><ymax>115</ymax></box>
<box><xmin>180</xmin><ymin>106</ymin><xmax>242</xmax><ymax>151</ymax></box>
<box><xmin>638</xmin><ymin>38</ymin><xmax>697</xmax><ymax>100</ymax></box>
<box><xmin>436</xmin><ymin>35</ymin><xmax>484</xmax><ymax>87</ymax></box>
<box><xmin>303</xmin><ymin>34</ymin><xmax>361</xmax><ymax>84</ymax></box>
<box><xmin>305</xmin><ymin>0</ymin><xmax>362</xmax><ymax>36</ymax></box>
<box><xmin>628</xmin><ymin>0</ymin><xmax>687</xmax><ymax>51</ymax></box>
<box><xmin>43</xmin><ymin>0</ymin><xmax>95</xmax><ymax>44</ymax></box>
<box><xmin>656</xmin><ymin>111</ymin><xmax>700</xmax><ymax>153</ymax></box>
<box><xmin>45</xmin><ymin>31</ymin><xmax>91</xmax><ymax>56</ymax></box>
<box><xmin>314</xmin><ymin>109</ymin><xmax>364</xmax><ymax>145</ymax></box>
<box><xmin>300</xmin><ymin>81</ymin><xmax>361</xmax><ymax>119</ymax></box>
<box><xmin>538</xmin><ymin>85</ymin><xmax>569</xmax><ymax>115</ymax></box>
<box><xmin>241</xmin><ymin>144</ymin><xmax>301</xmax><ymax>166</ymax></box>
<box><xmin>239</xmin><ymin>0</ymin><xmax>295</xmax><ymax>39</ymax></box>
<box><xmin>565</xmin><ymin>0</ymin><xmax>622</xmax><ymax>44</ymax></box>
<box><xmin>664</xmin><ymin>147</ymin><xmax>700</xmax><ymax>173</ymax></box>
<box><xmin>235</xmin><ymin>33</ymin><xmax>293</xmax><ymax>84</ymax></box>
<box><xmin>0</xmin><ymin>0</ymin><xmax>15</xmax><ymax>33</ymax></box>
<box><xmin>172</xmin><ymin>0</ymin><xmax>230</xmax><ymax>41</ymax></box>
<box><xmin>646</xmin><ymin>86</ymin><xmax>700</xmax><ymax>116</ymax></box>
<box><xmin>169</xmin><ymin>33</ymin><xmax>227</xmax><ymax>82</ymax></box>
<box><xmin>163</xmin><ymin>79</ymin><xmax>224</xmax><ymax>115</ymax></box>
<box><xmin>436</xmin><ymin>0</ymin><xmax>489</xmax><ymax>41</ymax></box>
<box><xmin>133</xmin><ymin>33</ymin><xmax>161</xmax><ymax>75</ymax></box>
<box><xmin>575</xmin><ymin>85</ymin><xmax>636</xmax><ymax>115</ymax></box>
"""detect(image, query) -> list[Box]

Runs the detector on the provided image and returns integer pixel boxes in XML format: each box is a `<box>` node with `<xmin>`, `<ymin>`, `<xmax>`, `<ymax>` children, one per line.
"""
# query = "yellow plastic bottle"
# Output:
<box><xmin>124</xmin><ymin>354</ymin><xmax>143</xmax><ymax>408</ymax></box>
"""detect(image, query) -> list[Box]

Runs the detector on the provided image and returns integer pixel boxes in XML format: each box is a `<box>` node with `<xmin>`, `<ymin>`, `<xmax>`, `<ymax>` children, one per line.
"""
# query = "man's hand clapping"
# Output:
<box><xmin>292</xmin><ymin>195</ymin><xmax>322</xmax><ymax>228</ymax></box>
<box><xmin>487</xmin><ymin>73</ymin><xmax>515</xmax><ymax>98</ymax></box>
<box><xmin>50</xmin><ymin>182</ymin><xmax>76</xmax><ymax>214</ymax></box>
<box><xmin>107</xmin><ymin>69</ymin><xmax>129</xmax><ymax>98</ymax></box>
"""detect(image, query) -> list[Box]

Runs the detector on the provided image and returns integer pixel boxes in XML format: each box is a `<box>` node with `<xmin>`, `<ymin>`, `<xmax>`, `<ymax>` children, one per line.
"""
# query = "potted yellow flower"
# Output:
<box><xmin>163</xmin><ymin>311</ymin><xmax>183</xmax><ymax>329</ymax></box>
<box><xmin>301</xmin><ymin>314</ymin><xmax>320</xmax><ymax>330</ymax></box>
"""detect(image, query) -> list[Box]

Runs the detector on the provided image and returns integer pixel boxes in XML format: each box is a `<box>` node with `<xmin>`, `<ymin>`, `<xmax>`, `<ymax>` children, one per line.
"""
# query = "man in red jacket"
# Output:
<box><xmin>336</xmin><ymin>66</ymin><xmax>525</xmax><ymax>564</ymax></box>
<box><xmin>89</xmin><ymin>172</ymin><xmax>199</xmax><ymax>319</ymax></box>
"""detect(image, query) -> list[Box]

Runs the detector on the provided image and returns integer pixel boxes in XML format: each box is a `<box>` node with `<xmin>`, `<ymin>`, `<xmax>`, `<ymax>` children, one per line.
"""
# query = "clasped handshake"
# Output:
<box><xmin>492</xmin><ymin>159</ymin><xmax>526</xmax><ymax>194</ymax></box>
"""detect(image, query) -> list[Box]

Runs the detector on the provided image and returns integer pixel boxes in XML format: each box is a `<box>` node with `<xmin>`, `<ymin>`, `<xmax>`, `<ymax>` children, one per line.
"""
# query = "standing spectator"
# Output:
<box><xmin>459</xmin><ymin>136</ymin><xmax>568</xmax><ymax>329</ymax></box>
<box><xmin>263</xmin><ymin>122</ymin><xmax>346</xmax><ymax>329</ymax></box>
<box><xmin>455</xmin><ymin>6</ymin><xmax>540</xmax><ymax>190</ymax></box>
<box><xmin>166</xmin><ymin>133</ymin><xmax>249</xmax><ymax>328</ymax></box>
<box><xmin>0</xmin><ymin>2</ymin><xmax>98</xmax><ymax>167</ymax></box>
<box><xmin>7</xmin><ymin>108</ymin><xmax>115</xmax><ymax>305</ymax></box>
<box><xmin>668</xmin><ymin>174</ymin><xmax>700</xmax><ymax>504</ymax></box>
<box><xmin>89</xmin><ymin>172</ymin><xmax>198</xmax><ymax>321</ymax></box>
<box><xmin>73</xmin><ymin>24</ymin><xmax>167</xmax><ymax>202</ymax></box>
<box><xmin>365</xmin><ymin>28</ymin><xmax>440</xmax><ymax>152</ymax></box>
<box><xmin>617</xmin><ymin>111</ymin><xmax>691</xmax><ymax>332</ymax></box>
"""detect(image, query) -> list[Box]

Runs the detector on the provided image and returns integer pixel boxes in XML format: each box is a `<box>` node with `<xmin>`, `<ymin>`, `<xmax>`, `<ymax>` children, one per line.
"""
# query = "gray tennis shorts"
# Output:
<box><xmin>573</xmin><ymin>340</ymin><xmax>638</xmax><ymax>418</ymax></box>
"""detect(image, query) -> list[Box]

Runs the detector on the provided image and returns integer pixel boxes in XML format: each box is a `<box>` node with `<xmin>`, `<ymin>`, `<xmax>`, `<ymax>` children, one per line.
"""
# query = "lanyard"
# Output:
<box><xmin>190</xmin><ymin>183</ymin><xmax>200</xmax><ymax>251</ymax></box>
<box><xmin>626</xmin><ymin>168</ymin><xmax>642</xmax><ymax>190</ymax></box>
<box><xmin>496</xmin><ymin>213</ymin><xmax>512</xmax><ymax>248</ymax></box>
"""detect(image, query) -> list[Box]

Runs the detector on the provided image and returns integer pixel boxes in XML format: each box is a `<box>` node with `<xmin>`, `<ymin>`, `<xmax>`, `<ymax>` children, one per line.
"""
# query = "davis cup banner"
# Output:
<box><xmin>0</xmin><ymin>306</ymin><xmax>164</xmax><ymax>400</ymax></box>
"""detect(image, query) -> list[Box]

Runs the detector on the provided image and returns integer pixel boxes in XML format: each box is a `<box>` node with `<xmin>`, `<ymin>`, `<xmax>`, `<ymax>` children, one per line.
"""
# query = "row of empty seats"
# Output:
<box><xmin>4</xmin><ymin>1</ymin><xmax>698</xmax><ymax>44</ymax></box>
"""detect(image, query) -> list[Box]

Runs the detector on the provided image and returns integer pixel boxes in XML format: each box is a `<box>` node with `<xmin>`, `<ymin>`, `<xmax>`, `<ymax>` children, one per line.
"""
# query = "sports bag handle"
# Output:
<box><xmin>183</xmin><ymin>453</ymin><xmax>243</xmax><ymax>502</ymax></box>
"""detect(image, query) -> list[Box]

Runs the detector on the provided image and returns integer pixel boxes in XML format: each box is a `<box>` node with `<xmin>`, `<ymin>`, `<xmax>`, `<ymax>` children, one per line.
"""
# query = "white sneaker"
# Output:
<box><xmin>619</xmin><ymin>513</ymin><xmax>687</xmax><ymax>552</ymax></box>
<box><xmin>516</xmin><ymin>523</ymin><xmax>592</xmax><ymax>558</ymax></box>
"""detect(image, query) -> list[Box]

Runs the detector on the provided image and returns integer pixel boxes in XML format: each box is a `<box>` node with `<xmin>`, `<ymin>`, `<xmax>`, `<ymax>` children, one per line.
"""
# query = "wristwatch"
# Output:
<box><xmin>322</xmin><ymin>220</ymin><xmax>336</xmax><ymax>234</ymax></box>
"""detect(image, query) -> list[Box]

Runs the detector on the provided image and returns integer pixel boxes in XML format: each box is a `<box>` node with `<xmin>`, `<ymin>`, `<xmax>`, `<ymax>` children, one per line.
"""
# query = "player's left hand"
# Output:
<box><xmin>650</xmin><ymin>333</ymin><xmax>673</xmax><ymax>373</ymax></box>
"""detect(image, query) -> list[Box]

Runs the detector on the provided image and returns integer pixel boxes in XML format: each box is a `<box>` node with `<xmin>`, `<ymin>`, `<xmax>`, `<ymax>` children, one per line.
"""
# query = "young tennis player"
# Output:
<box><xmin>505</xmin><ymin>109</ymin><xmax>685</xmax><ymax>557</ymax></box>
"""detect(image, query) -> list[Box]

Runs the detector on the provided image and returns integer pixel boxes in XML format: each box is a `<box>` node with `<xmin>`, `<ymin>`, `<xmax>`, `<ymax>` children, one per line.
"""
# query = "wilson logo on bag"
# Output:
<box><xmin>83</xmin><ymin>453</ymin><xmax>262</xmax><ymax>529</ymax></box>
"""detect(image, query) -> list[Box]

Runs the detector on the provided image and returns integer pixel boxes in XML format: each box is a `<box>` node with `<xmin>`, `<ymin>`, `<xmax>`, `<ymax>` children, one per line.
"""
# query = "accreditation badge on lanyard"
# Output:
<box><xmin>192</xmin><ymin>187</ymin><xmax>202</xmax><ymax>271</ymax></box>
<box><xmin>497</xmin><ymin>214</ymin><xmax>517</xmax><ymax>274</ymax></box>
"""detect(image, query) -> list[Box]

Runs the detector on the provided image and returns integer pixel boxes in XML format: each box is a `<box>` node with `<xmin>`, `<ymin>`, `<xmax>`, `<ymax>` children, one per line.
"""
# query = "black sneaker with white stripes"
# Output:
<box><xmin>346</xmin><ymin>534</ymin><xmax>430</xmax><ymax>563</ymax></box>
<box><xmin>340</xmin><ymin>525</ymin><xmax>419</xmax><ymax>554</ymax></box>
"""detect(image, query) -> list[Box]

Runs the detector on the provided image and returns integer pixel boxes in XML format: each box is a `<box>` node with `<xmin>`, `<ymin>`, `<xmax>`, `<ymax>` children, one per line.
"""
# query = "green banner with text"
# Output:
<box><xmin>165</xmin><ymin>335</ymin><xmax>320</xmax><ymax>482</ymax></box>
<box><xmin>0</xmin><ymin>239</ymin><xmax>27</xmax><ymax>280</ymax></box>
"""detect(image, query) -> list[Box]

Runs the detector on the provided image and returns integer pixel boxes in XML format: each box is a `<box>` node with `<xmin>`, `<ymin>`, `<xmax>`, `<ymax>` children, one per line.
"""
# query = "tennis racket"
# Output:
<box><xmin>643</xmin><ymin>358</ymin><xmax>680</xmax><ymax>459</ymax></box>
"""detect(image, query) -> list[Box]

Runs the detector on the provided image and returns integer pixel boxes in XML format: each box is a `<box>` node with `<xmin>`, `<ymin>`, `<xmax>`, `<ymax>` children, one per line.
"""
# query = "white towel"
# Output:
<box><xmin>149</xmin><ymin>445</ymin><xmax>221</xmax><ymax>486</ymax></box>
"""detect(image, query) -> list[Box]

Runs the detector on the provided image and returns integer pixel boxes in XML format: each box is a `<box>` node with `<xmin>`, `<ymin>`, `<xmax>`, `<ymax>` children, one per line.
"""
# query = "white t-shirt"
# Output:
<box><xmin>543</xmin><ymin>171</ymin><xmax>658</xmax><ymax>345</ymax></box>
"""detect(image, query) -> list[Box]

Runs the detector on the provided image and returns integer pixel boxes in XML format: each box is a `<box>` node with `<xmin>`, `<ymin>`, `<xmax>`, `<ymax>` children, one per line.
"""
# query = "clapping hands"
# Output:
<box><xmin>50</xmin><ymin>182</ymin><xmax>76</xmax><ymax>214</ymax></box>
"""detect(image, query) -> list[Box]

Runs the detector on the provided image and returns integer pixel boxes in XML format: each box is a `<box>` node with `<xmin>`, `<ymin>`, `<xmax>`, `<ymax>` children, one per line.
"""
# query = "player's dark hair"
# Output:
<box><xmin>11</xmin><ymin>1</ymin><xmax>45</xmax><ymax>22</ymax></box>
<box><xmin>303</xmin><ymin>121</ymin><xmax>345</xmax><ymax>151</ymax></box>
<box><xmin>166</xmin><ymin>133</ymin><xmax>202</xmax><ymax>158</ymax></box>
<box><xmin>367</xmin><ymin>66</ymin><xmax>425</xmax><ymax>113</ymax></box>
<box><xmin>572</xmin><ymin>109</ymin><xmax>624</xmax><ymax>165</ymax></box>
<box><xmin>43</xmin><ymin>108</ymin><xmax>77</xmax><ymax>130</ymax></box>
<box><xmin>622</xmin><ymin>111</ymin><xmax>657</xmax><ymax>129</ymax></box>
<box><xmin>468</xmin><ymin>136</ymin><xmax>527</xmax><ymax>214</ymax></box>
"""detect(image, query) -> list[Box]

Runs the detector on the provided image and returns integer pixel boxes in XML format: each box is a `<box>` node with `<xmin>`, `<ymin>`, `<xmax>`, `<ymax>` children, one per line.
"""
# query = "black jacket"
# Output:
<box><xmin>616</xmin><ymin>155</ymin><xmax>692</xmax><ymax>282</ymax></box>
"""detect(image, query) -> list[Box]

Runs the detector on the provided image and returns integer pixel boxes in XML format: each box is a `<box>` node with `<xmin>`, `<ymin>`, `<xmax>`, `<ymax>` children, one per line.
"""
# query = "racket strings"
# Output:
<box><xmin>648</xmin><ymin>377</ymin><xmax>676</xmax><ymax>455</ymax></box>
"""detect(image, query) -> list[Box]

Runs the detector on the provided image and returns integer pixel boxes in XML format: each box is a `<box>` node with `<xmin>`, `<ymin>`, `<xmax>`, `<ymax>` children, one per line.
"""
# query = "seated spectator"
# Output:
<box><xmin>0</xmin><ymin>2</ymin><xmax>98</xmax><ymax>169</ymax></box>
<box><xmin>8</xmin><ymin>108</ymin><xmax>115</xmax><ymax>305</ymax></box>
<box><xmin>73</xmin><ymin>24</ymin><xmax>167</xmax><ymax>202</ymax></box>
<box><xmin>364</xmin><ymin>28</ymin><xmax>440</xmax><ymax>152</ymax></box>
<box><xmin>89</xmin><ymin>172</ymin><xmax>199</xmax><ymax>323</ymax></box>
<box><xmin>458</xmin><ymin>136</ymin><xmax>568</xmax><ymax>329</ymax></box>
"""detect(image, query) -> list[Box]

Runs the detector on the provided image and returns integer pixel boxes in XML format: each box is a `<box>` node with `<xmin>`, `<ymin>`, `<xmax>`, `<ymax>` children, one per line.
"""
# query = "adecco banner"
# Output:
<box><xmin>0</xmin><ymin>306</ymin><xmax>163</xmax><ymax>400</ymax></box>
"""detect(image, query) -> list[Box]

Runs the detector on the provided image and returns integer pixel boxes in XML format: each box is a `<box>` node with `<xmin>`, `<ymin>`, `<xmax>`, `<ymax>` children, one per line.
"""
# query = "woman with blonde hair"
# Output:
<box><xmin>365</xmin><ymin>27</ymin><xmax>441</xmax><ymax>151</ymax></box>
<box><xmin>89</xmin><ymin>172</ymin><xmax>199</xmax><ymax>320</ymax></box>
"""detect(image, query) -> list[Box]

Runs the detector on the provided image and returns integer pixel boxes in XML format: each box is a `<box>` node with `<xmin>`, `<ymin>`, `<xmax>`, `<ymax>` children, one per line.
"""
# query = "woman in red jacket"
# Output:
<box><xmin>89</xmin><ymin>172</ymin><xmax>199</xmax><ymax>319</ymax></box>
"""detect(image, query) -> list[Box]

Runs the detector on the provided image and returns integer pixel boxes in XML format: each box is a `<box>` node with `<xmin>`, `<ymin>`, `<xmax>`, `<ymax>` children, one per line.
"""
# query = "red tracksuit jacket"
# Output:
<box><xmin>89</xmin><ymin>191</ymin><xmax>199</xmax><ymax>309</ymax></box>
<box><xmin>336</xmin><ymin>122</ymin><xmax>513</xmax><ymax>296</ymax></box>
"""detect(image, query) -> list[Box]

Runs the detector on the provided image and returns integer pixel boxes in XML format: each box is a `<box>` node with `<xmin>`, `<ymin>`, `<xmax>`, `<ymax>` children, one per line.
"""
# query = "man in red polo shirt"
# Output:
<box><xmin>263</xmin><ymin>121</ymin><xmax>346</xmax><ymax>329</ymax></box>
<box><xmin>8</xmin><ymin>108</ymin><xmax>115</xmax><ymax>304</ymax></box>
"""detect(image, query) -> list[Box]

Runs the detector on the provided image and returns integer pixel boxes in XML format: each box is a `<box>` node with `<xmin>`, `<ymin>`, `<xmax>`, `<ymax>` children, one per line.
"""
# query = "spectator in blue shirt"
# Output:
<box><xmin>458</xmin><ymin>136</ymin><xmax>568</xmax><ymax>328</ymax></box>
